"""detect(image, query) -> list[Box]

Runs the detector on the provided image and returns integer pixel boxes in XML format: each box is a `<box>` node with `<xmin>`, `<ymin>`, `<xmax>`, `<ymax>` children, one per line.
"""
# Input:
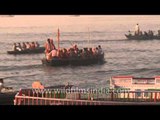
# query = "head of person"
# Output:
<box><xmin>47</xmin><ymin>38</ymin><xmax>50</xmax><ymax>44</ymax></box>
<box><xmin>50</xmin><ymin>39</ymin><xmax>53</xmax><ymax>43</ymax></box>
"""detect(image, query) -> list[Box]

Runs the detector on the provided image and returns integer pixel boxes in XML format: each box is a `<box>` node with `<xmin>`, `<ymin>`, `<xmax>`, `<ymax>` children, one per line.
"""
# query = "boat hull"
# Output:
<box><xmin>125</xmin><ymin>34</ymin><xmax>160</xmax><ymax>40</ymax></box>
<box><xmin>42</xmin><ymin>54</ymin><xmax>105</xmax><ymax>66</ymax></box>
<box><xmin>7</xmin><ymin>47</ymin><xmax>45</xmax><ymax>55</ymax></box>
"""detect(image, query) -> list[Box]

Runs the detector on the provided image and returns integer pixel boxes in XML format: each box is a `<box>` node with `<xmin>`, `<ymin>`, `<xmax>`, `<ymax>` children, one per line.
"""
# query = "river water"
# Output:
<box><xmin>0</xmin><ymin>15</ymin><xmax>160</xmax><ymax>90</ymax></box>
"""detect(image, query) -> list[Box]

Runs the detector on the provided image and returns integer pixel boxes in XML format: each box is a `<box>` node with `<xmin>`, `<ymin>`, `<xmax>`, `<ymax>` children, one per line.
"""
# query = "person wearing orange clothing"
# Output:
<box><xmin>32</xmin><ymin>81</ymin><xmax>44</xmax><ymax>89</ymax></box>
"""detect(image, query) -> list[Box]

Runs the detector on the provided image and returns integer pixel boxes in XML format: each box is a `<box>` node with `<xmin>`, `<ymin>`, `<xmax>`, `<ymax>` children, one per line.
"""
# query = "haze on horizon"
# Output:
<box><xmin>0</xmin><ymin>15</ymin><xmax>159</xmax><ymax>27</ymax></box>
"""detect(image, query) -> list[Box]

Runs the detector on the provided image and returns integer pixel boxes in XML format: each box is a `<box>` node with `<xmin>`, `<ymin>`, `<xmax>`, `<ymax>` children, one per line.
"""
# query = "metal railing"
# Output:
<box><xmin>14</xmin><ymin>89</ymin><xmax>160</xmax><ymax>105</ymax></box>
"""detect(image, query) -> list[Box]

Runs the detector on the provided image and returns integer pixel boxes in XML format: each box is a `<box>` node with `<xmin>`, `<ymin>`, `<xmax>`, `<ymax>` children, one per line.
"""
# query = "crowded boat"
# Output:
<box><xmin>7</xmin><ymin>41</ymin><xmax>45</xmax><ymax>54</ymax></box>
<box><xmin>12</xmin><ymin>41</ymin><xmax>40</xmax><ymax>51</ymax></box>
<box><xmin>42</xmin><ymin>37</ymin><xmax>105</xmax><ymax>66</ymax></box>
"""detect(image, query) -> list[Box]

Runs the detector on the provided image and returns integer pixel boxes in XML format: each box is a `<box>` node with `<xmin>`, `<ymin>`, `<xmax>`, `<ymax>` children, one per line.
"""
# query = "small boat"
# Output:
<box><xmin>42</xmin><ymin>53</ymin><xmax>105</xmax><ymax>66</ymax></box>
<box><xmin>125</xmin><ymin>34</ymin><xmax>160</xmax><ymax>40</ymax></box>
<box><xmin>7</xmin><ymin>47</ymin><xmax>45</xmax><ymax>55</ymax></box>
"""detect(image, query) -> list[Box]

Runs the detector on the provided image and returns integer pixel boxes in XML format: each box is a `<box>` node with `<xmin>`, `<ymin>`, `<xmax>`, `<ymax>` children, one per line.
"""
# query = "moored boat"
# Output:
<box><xmin>110</xmin><ymin>76</ymin><xmax>160</xmax><ymax>91</ymax></box>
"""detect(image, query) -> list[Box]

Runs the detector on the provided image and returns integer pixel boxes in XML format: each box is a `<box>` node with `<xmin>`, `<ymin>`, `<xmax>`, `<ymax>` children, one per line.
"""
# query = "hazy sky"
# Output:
<box><xmin>0</xmin><ymin>15</ymin><xmax>160</xmax><ymax>28</ymax></box>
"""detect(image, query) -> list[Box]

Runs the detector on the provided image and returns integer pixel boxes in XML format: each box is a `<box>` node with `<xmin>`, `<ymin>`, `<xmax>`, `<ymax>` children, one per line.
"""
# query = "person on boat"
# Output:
<box><xmin>58</xmin><ymin>49</ymin><xmax>64</xmax><ymax>58</ymax></box>
<box><xmin>128</xmin><ymin>30</ymin><xmax>132</xmax><ymax>36</ymax></box>
<box><xmin>88</xmin><ymin>48</ymin><xmax>93</xmax><ymax>58</ymax></box>
<box><xmin>26</xmin><ymin>42</ymin><xmax>31</xmax><ymax>49</ymax></box>
<box><xmin>73</xmin><ymin>45</ymin><xmax>79</xmax><ymax>56</ymax></box>
<box><xmin>31</xmin><ymin>42</ymin><xmax>36</xmax><ymax>49</ymax></box>
<box><xmin>148</xmin><ymin>30</ymin><xmax>154</xmax><ymax>36</ymax></box>
<box><xmin>158</xmin><ymin>30</ymin><xmax>160</xmax><ymax>36</ymax></box>
<box><xmin>51</xmin><ymin>49</ymin><xmax>58</xmax><ymax>58</ymax></box>
<box><xmin>61</xmin><ymin>48</ymin><xmax>68</xmax><ymax>58</ymax></box>
<box><xmin>135</xmin><ymin>23</ymin><xmax>140</xmax><ymax>35</ymax></box>
<box><xmin>144</xmin><ymin>31</ymin><xmax>148</xmax><ymax>36</ymax></box>
<box><xmin>22</xmin><ymin>42</ymin><xmax>26</xmax><ymax>50</ymax></box>
<box><xmin>16</xmin><ymin>43</ymin><xmax>22</xmax><ymax>51</ymax></box>
<box><xmin>83</xmin><ymin>48</ymin><xmax>89</xmax><ymax>58</ymax></box>
<box><xmin>46</xmin><ymin>53</ymin><xmax>52</xmax><ymax>60</ymax></box>
<box><xmin>92</xmin><ymin>47</ymin><xmax>97</xmax><ymax>56</ymax></box>
<box><xmin>98</xmin><ymin>45</ymin><xmax>104</xmax><ymax>55</ymax></box>
<box><xmin>32</xmin><ymin>81</ymin><xmax>44</xmax><ymax>89</ymax></box>
<box><xmin>50</xmin><ymin>39</ymin><xmax>56</xmax><ymax>50</ymax></box>
<box><xmin>35</xmin><ymin>41</ymin><xmax>40</xmax><ymax>48</ymax></box>
<box><xmin>44</xmin><ymin>38</ymin><xmax>52</xmax><ymax>54</ymax></box>
<box><xmin>12</xmin><ymin>43</ymin><xmax>17</xmax><ymax>51</ymax></box>
<box><xmin>69</xmin><ymin>44</ymin><xmax>76</xmax><ymax>56</ymax></box>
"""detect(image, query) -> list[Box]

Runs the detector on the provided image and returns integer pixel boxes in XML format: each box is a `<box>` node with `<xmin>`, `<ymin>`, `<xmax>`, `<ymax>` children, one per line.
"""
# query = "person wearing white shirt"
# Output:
<box><xmin>135</xmin><ymin>23</ymin><xmax>140</xmax><ymax>35</ymax></box>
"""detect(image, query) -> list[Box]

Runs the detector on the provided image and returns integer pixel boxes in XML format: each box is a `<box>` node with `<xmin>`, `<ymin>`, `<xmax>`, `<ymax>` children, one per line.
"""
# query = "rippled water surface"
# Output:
<box><xmin>1</xmin><ymin>15</ymin><xmax>160</xmax><ymax>90</ymax></box>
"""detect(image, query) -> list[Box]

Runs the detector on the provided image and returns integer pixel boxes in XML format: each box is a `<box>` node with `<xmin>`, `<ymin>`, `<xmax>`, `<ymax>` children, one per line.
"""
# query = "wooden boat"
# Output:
<box><xmin>7</xmin><ymin>47</ymin><xmax>45</xmax><ymax>55</ymax></box>
<box><xmin>42</xmin><ymin>53</ymin><xmax>105</xmax><ymax>66</ymax></box>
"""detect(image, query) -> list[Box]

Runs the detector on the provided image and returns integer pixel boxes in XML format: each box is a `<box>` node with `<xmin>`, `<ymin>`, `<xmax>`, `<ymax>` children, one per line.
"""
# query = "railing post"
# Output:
<box><xmin>150</xmin><ymin>92</ymin><xmax>153</xmax><ymax>102</ymax></box>
<box><xmin>111</xmin><ymin>91</ymin><xmax>113</xmax><ymax>101</ymax></box>
<box><xmin>127</xmin><ymin>91</ymin><xmax>130</xmax><ymax>101</ymax></box>
<box><xmin>141</xmin><ymin>92</ymin><xmax>143</xmax><ymax>101</ymax></box>
<box><xmin>88</xmin><ymin>93</ymin><xmax>90</xmax><ymax>100</ymax></box>
<box><xmin>14</xmin><ymin>97</ymin><xmax>17</xmax><ymax>105</ymax></box>
<box><xmin>132</xmin><ymin>92</ymin><xmax>134</xmax><ymax>102</ymax></box>
<box><xmin>23</xmin><ymin>97</ymin><xmax>25</xmax><ymax>105</ymax></box>
<box><xmin>123</xmin><ymin>90</ymin><xmax>125</xmax><ymax>101</ymax></box>
<box><xmin>154</xmin><ymin>92</ymin><xmax>157</xmax><ymax>102</ymax></box>
<box><xmin>28</xmin><ymin>90</ymin><xmax>30</xmax><ymax>105</ymax></box>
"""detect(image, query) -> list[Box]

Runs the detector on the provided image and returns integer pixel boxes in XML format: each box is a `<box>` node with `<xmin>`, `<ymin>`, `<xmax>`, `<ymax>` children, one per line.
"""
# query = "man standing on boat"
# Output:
<box><xmin>135</xmin><ymin>23</ymin><xmax>140</xmax><ymax>35</ymax></box>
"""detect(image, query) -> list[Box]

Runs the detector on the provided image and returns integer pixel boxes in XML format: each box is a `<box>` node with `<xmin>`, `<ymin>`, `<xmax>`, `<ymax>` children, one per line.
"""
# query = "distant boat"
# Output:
<box><xmin>125</xmin><ymin>29</ymin><xmax>160</xmax><ymax>40</ymax></box>
<box><xmin>7</xmin><ymin>47</ymin><xmax>45</xmax><ymax>55</ymax></box>
<box><xmin>125</xmin><ymin>34</ymin><xmax>160</xmax><ymax>40</ymax></box>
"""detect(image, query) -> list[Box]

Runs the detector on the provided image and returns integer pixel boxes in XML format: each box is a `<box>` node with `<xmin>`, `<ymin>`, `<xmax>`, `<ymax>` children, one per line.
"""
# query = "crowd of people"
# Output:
<box><xmin>44</xmin><ymin>38</ymin><xmax>104</xmax><ymax>60</ymax></box>
<box><xmin>12</xmin><ymin>42</ymin><xmax>40</xmax><ymax>51</ymax></box>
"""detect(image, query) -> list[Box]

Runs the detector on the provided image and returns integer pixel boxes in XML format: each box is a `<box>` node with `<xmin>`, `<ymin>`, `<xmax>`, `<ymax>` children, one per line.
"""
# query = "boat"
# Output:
<box><xmin>42</xmin><ymin>53</ymin><xmax>105</xmax><ymax>66</ymax></box>
<box><xmin>125</xmin><ymin>34</ymin><xmax>160</xmax><ymax>40</ymax></box>
<box><xmin>110</xmin><ymin>76</ymin><xmax>160</xmax><ymax>99</ymax></box>
<box><xmin>7</xmin><ymin>47</ymin><xmax>45</xmax><ymax>55</ymax></box>
<box><xmin>110</xmin><ymin>76</ymin><xmax>160</xmax><ymax>91</ymax></box>
<box><xmin>125</xmin><ymin>25</ymin><xmax>160</xmax><ymax>40</ymax></box>
<box><xmin>42</xmin><ymin>29</ymin><xmax>105</xmax><ymax>66</ymax></box>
